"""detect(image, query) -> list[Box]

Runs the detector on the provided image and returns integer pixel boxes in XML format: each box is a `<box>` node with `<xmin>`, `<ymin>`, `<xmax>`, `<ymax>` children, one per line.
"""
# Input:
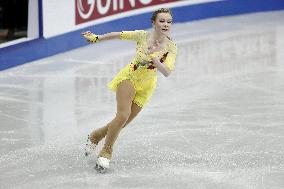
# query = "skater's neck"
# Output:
<box><xmin>150</xmin><ymin>31</ymin><xmax>168</xmax><ymax>43</ymax></box>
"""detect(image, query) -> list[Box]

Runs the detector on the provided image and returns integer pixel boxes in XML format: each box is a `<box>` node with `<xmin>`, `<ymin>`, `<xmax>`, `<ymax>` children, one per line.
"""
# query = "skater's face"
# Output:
<box><xmin>152</xmin><ymin>13</ymin><xmax>172</xmax><ymax>36</ymax></box>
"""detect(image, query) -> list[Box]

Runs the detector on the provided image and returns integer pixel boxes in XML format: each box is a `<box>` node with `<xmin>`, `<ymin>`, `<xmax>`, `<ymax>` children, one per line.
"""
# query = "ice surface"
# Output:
<box><xmin>0</xmin><ymin>11</ymin><xmax>284</xmax><ymax>189</ymax></box>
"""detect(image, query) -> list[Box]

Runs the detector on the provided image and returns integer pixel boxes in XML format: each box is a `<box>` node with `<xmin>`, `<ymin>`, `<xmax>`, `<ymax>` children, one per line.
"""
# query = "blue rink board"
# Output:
<box><xmin>0</xmin><ymin>0</ymin><xmax>284</xmax><ymax>71</ymax></box>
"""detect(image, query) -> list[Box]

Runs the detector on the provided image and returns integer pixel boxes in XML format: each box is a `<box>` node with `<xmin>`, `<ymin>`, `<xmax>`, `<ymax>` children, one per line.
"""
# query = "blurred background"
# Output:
<box><xmin>0</xmin><ymin>0</ymin><xmax>28</xmax><ymax>43</ymax></box>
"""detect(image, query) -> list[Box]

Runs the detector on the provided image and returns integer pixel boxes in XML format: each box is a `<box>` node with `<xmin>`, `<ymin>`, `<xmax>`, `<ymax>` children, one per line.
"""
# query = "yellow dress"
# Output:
<box><xmin>107</xmin><ymin>30</ymin><xmax>178</xmax><ymax>107</ymax></box>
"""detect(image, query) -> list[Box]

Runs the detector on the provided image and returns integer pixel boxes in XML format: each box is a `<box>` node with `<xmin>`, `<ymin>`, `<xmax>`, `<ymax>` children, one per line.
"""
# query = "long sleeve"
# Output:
<box><xmin>120</xmin><ymin>30</ymin><xmax>145</xmax><ymax>42</ymax></box>
<box><xmin>164</xmin><ymin>43</ymin><xmax>178</xmax><ymax>71</ymax></box>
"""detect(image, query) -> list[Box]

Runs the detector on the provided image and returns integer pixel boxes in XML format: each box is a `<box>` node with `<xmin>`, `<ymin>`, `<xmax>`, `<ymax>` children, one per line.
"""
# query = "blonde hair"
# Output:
<box><xmin>151</xmin><ymin>8</ymin><xmax>173</xmax><ymax>23</ymax></box>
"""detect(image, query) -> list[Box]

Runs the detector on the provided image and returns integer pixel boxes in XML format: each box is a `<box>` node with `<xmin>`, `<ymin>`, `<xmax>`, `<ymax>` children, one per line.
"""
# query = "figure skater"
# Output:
<box><xmin>82</xmin><ymin>8</ymin><xmax>177</xmax><ymax>172</ymax></box>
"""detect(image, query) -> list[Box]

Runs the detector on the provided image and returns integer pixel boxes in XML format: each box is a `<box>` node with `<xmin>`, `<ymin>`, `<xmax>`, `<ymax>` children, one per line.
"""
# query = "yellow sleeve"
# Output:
<box><xmin>164</xmin><ymin>43</ymin><xmax>178</xmax><ymax>71</ymax></box>
<box><xmin>120</xmin><ymin>30</ymin><xmax>145</xmax><ymax>42</ymax></box>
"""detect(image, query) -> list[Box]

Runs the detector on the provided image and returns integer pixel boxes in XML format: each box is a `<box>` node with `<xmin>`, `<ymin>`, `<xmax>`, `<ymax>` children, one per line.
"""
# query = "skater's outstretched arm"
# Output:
<box><xmin>97</xmin><ymin>32</ymin><xmax>121</xmax><ymax>41</ymax></box>
<box><xmin>82</xmin><ymin>30</ymin><xmax>144</xmax><ymax>43</ymax></box>
<box><xmin>82</xmin><ymin>31</ymin><xmax>120</xmax><ymax>43</ymax></box>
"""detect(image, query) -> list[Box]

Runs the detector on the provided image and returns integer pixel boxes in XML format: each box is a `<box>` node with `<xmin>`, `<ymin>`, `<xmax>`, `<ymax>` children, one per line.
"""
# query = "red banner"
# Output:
<box><xmin>75</xmin><ymin>0</ymin><xmax>178</xmax><ymax>25</ymax></box>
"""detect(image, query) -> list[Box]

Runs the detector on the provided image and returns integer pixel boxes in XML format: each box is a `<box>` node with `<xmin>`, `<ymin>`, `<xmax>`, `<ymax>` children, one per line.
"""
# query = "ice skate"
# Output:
<box><xmin>95</xmin><ymin>157</ymin><xmax>110</xmax><ymax>173</ymax></box>
<box><xmin>84</xmin><ymin>135</ymin><xmax>97</xmax><ymax>157</ymax></box>
<box><xmin>85</xmin><ymin>128</ymin><xmax>107</xmax><ymax>156</ymax></box>
<box><xmin>95</xmin><ymin>145</ymin><xmax>112</xmax><ymax>173</ymax></box>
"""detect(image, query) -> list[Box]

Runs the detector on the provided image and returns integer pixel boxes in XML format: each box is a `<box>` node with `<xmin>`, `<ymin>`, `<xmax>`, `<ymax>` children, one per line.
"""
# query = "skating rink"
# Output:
<box><xmin>1</xmin><ymin>11</ymin><xmax>284</xmax><ymax>189</ymax></box>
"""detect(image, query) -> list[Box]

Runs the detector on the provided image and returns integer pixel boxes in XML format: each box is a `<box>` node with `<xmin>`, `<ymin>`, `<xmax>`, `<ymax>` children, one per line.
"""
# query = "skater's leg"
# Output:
<box><xmin>85</xmin><ymin>125</ymin><xmax>109</xmax><ymax>156</ymax></box>
<box><xmin>89</xmin><ymin>125</ymin><xmax>108</xmax><ymax>144</ymax></box>
<box><xmin>99</xmin><ymin>80</ymin><xmax>135</xmax><ymax>158</ymax></box>
<box><xmin>122</xmin><ymin>102</ymin><xmax>142</xmax><ymax>128</ymax></box>
<box><xmin>89</xmin><ymin>102</ymin><xmax>141</xmax><ymax>146</ymax></box>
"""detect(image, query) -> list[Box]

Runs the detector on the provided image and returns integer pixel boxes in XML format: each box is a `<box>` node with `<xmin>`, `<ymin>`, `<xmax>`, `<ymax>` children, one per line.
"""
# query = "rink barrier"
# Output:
<box><xmin>0</xmin><ymin>0</ymin><xmax>284</xmax><ymax>71</ymax></box>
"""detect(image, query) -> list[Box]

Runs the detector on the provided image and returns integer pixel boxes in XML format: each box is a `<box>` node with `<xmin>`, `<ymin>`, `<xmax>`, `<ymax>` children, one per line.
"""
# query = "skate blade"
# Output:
<box><xmin>95</xmin><ymin>163</ymin><xmax>107</xmax><ymax>173</ymax></box>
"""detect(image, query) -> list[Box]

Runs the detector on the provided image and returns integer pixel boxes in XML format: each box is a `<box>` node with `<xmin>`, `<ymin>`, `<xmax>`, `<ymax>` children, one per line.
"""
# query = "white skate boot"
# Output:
<box><xmin>84</xmin><ymin>135</ymin><xmax>97</xmax><ymax>157</ymax></box>
<box><xmin>95</xmin><ymin>157</ymin><xmax>110</xmax><ymax>173</ymax></box>
<box><xmin>95</xmin><ymin>145</ymin><xmax>112</xmax><ymax>173</ymax></box>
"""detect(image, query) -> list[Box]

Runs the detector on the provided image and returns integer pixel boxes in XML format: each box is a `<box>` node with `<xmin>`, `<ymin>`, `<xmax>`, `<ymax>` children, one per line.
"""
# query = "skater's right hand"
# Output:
<box><xmin>82</xmin><ymin>31</ymin><xmax>100</xmax><ymax>43</ymax></box>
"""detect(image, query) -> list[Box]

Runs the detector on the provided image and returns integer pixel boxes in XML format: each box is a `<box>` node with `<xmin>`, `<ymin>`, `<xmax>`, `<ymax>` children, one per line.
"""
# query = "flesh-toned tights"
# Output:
<box><xmin>90</xmin><ymin>80</ymin><xmax>141</xmax><ymax>158</ymax></box>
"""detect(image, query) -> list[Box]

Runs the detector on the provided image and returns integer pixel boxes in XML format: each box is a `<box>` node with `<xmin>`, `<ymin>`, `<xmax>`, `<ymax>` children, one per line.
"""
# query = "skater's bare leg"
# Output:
<box><xmin>99</xmin><ymin>80</ymin><xmax>136</xmax><ymax>159</ymax></box>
